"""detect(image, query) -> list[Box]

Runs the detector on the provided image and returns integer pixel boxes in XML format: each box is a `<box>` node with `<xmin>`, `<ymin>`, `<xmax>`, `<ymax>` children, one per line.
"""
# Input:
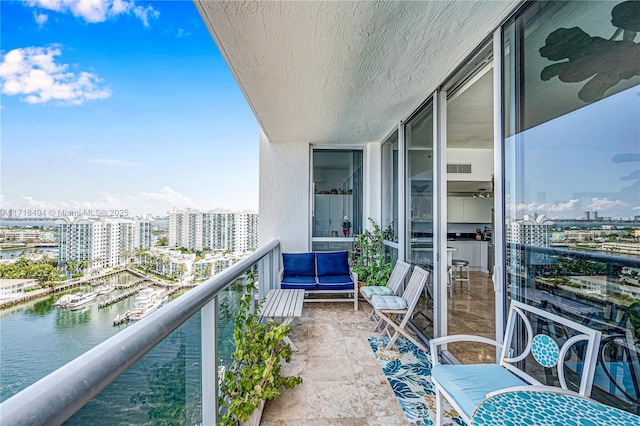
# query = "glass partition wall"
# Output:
<box><xmin>445</xmin><ymin>57</ymin><xmax>497</xmax><ymax>363</ymax></box>
<box><xmin>405</xmin><ymin>101</ymin><xmax>435</xmax><ymax>339</ymax></box>
<box><xmin>382</xmin><ymin>131</ymin><xmax>400</xmax><ymax>262</ymax></box>
<box><xmin>504</xmin><ymin>1</ymin><xmax>640</xmax><ymax>414</ymax></box>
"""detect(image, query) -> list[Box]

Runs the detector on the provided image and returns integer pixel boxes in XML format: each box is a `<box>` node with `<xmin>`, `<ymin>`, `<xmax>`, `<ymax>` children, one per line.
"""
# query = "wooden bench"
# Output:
<box><xmin>260</xmin><ymin>289</ymin><xmax>305</xmax><ymax>351</ymax></box>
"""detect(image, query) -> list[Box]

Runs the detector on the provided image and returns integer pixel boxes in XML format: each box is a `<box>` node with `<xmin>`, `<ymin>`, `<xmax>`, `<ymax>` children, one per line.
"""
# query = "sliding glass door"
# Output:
<box><xmin>504</xmin><ymin>1</ymin><xmax>640</xmax><ymax>413</ymax></box>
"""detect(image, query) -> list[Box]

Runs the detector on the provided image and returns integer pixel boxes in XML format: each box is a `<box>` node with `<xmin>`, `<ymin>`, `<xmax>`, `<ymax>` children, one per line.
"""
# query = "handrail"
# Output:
<box><xmin>509</xmin><ymin>243</ymin><xmax>640</xmax><ymax>268</ymax></box>
<box><xmin>0</xmin><ymin>239</ymin><xmax>280</xmax><ymax>426</ymax></box>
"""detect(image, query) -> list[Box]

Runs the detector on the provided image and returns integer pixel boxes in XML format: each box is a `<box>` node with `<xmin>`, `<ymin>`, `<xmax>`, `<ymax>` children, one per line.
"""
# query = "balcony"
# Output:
<box><xmin>3</xmin><ymin>238</ymin><xmax>640</xmax><ymax>424</ymax></box>
<box><xmin>0</xmin><ymin>240</ymin><xmax>405</xmax><ymax>425</ymax></box>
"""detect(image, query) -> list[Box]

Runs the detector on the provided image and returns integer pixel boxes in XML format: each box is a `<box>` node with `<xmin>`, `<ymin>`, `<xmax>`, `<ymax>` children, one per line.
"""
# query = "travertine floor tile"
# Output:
<box><xmin>261</xmin><ymin>302</ymin><xmax>411</xmax><ymax>425</ymax></box>
<box><xmin>306</xmin><ymin>381</ymin><xmax>366</xmax><ymax>419</ymax></box>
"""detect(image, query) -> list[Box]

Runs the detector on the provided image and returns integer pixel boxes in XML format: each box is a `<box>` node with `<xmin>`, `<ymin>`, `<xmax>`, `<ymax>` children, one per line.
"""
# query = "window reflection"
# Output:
<box><xmin>382</xmin><ymin>131</ymin><xmax>399</xmax><ymax>242</ymax></box>
<box><xmin>505</xmin><ymin>0</ymin><xmax>640</xmax><ymax>413</ymax></box>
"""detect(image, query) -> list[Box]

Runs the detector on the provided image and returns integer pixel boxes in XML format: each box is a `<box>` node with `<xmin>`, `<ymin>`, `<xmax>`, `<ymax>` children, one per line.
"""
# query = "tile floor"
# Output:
<box><xmin>260</xmin><ymin>302</ymin><xmax>408</xmax><ymax>425</ymax></box>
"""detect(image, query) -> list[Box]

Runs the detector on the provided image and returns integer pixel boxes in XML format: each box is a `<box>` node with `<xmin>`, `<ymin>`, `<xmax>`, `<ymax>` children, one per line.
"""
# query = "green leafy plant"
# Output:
<box><xmin>350</xmin><ymin>218</ymin><xmax>394</xmax><ymax>287</ymax></box>
<box><xmin>218</xmin><ymin>271</ymin><xmax>302</xmax><ymax>425</ymax></box>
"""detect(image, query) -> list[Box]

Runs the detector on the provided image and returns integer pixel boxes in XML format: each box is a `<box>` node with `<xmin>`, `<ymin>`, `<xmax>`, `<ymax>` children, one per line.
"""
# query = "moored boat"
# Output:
<box><xmin>127</xmin><ymin>288</ymin><xmax>168</xmax><ymax>321</ymax></box>
<box><xmin>65</xmin><ymin>292</ymin><xmax>98</xmax><ymax>310</ymax></box>
<box><xmin>96</xmin><ymin>284</ymin><xmax>115</xmax><ymax>295</ymax></box>
<box><xmin>54</xmin><ymin>294</ymin><xmax>74</xmax><ymax>307</ymax></box>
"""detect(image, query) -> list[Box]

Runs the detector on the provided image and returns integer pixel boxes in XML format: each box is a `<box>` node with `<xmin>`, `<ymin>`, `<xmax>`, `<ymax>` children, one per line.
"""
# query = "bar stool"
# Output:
<box><xmin>452</xmin><ymin>259</ymin><xmax>471</xmax><ymax>292</ymax></box>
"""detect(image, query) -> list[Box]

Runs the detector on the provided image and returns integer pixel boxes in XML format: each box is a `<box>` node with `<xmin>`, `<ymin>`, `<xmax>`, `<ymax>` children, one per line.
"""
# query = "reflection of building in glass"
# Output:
<box><xmin>601</xmin><ymin>242</ymin><xmax>640</xmax><ymax>256</ymax></box>
<box><xmin>507</xmin><ymin>214</ymin><xmax>553</xmax><ymax>246</ymax></box>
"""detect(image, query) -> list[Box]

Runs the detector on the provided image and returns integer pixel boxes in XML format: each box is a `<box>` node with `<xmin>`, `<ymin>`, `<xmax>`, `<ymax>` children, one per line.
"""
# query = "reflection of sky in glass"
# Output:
<box><xmin>506</xmin><ymin>84</ymin><xmax>640</xmax><ymax>219</ymax></box>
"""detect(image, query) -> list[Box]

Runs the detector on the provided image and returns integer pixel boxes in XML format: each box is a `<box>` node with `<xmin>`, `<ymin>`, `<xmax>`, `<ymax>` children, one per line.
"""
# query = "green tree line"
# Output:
<box><xmin>0</xmin><ymin>257</ymin><xmax>64</xmax><ymax>287</ymax></box>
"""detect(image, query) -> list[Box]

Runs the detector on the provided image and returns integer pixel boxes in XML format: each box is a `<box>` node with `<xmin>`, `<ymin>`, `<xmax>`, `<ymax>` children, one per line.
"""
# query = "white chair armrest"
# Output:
<box><xmin>486</xmin><ymin>385</ymin><xmax>583</xmax><ymax>399</ymax></box>
<box><xmin>350</xmin><ymin>270</ymin><xmax>358</xmax><ymax>283</ymax></box>
<box><xmin>278</xmin><ymin>269</ymin><xmax>284</xmax><ymax>281</ymax></box>
<box><xmin>430</xmin><ymin>335</ymin><xmax>501</xmax><ymax>366</ymax></box>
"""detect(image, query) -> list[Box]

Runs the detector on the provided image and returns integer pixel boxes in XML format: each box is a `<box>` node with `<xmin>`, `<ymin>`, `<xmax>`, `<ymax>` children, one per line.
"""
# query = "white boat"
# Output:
<box><xmin>127</xmin><ymin>288</ymin><xmax>168</xmax><ymax>321</ymax></box>
<box><xmin>65</xmin><ymin>292</ymin><xmax>98</xmax><ymax>310</ymax></box>
<box><xmin>54</xmin><ymin>294</ymin><xmax>74</xmax><ymax>307</ymax></box>
<box><xmin>96</xmin><ymin>284</ymin><xmax>115</xmax><ymax>295</ymax></box>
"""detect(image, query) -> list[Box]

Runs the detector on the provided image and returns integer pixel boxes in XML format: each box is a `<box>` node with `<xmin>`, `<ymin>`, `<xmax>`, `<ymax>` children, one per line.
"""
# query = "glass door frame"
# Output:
<box><xmin>399</xmin><ymin>30</ymin><xmax>506</xmax><ymax>353</ymax></box>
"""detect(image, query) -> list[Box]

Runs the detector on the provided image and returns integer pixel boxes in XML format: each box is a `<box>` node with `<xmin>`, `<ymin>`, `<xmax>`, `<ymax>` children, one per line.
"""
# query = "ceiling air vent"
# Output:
<box><xmin>447</xmin><ymin>163</ymin><xmax>472</xmax><ymax>174</ymax></box>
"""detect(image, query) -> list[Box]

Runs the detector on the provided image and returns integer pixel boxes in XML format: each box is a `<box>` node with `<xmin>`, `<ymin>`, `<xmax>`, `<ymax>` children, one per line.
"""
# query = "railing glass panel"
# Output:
<box><xmin>66</xmin><ymin>313</ymin><xmax>203</xmax><ymax>425</ymax></box>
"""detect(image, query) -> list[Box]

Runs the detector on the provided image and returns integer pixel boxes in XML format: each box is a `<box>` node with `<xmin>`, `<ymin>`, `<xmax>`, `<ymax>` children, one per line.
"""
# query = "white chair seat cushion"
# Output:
<box><xmin>370</xmin><ymin>295</ymin><xmax>408</xmax><ymax>310</ymax></box>
<box><xmin>431</xmin><ymin>364</ymin><xmax>527</xmax><ymax>419</ymax></box>
<box><xmin>360</xmin><ymin>286</ymin><xmax>394</xmax><ymax>299</ymax></box>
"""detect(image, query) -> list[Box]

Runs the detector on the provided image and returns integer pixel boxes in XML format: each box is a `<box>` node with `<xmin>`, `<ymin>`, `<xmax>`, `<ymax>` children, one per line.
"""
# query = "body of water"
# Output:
<box><xmin>0</xmin><ymin>272</ymin><xmax>204</xmax><ymax>424</ymax></box>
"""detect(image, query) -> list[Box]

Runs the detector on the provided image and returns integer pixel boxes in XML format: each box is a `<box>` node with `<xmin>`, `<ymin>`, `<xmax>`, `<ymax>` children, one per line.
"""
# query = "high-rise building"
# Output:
<box><xmin>168</xmin><ymin>209</ymin><xmax>258</xmax><ymax>252</ymax></box>
<box><xmin>56</xmin><ymin>216</ymin><xmax>152</xmax><ymax>272</ymax></box>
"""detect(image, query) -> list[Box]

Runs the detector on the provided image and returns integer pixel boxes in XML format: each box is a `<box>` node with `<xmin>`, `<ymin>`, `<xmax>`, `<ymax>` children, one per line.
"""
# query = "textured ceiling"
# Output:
<box><xmin>196</xmin><ymin>1</ymin><xmax>517</xmax><ymax>145</ymax></box>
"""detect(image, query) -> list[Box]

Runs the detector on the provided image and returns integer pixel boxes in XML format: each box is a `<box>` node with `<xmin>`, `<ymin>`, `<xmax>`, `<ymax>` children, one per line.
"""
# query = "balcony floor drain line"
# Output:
<box><xmin>368</xmin><ymin>336</ymin><xmax>466</xmax><ymax>426</ymax></box>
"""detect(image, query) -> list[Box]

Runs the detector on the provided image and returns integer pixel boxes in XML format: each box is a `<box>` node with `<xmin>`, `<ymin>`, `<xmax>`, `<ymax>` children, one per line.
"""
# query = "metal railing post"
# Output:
<box><xmin>201</xmin><ymin>297</ymin><xmax>218</xmax><ymax>425</ymax></box>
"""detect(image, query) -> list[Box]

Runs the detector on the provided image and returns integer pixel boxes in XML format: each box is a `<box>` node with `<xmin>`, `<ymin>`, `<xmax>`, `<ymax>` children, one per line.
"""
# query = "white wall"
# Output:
<box><xmin>259</xmin><ymin>129</ymin><xmax>310</xmax><ymax>253</ymax></box>
<box><xmin>447</xmin><ymin>148</ymin><xmax>493</xmax><ymax>181</ymax></box>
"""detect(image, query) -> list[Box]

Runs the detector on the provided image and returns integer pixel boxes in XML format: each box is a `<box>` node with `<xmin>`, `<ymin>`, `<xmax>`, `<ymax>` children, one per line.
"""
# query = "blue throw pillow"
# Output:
<box><xmin>316</xmin><ymin>251</ymin><xmax>350</xmax><ymax>277</ymax></box>
<box><xmin>282</xmin><ymin>252</ymin><xmax>316</xmax><ymax>276</ymax></box>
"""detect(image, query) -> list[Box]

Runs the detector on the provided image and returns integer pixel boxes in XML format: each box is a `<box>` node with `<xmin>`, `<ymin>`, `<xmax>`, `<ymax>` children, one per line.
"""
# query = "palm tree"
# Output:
<box><xmin>67</xmin><ymin>261</ymin><xmax>78</xmax><ymax>276</ymax></box>
<box><xmin>177</xmin><ymin>263</ymin><xmax>187</xmax><ymax>281</ymax></box>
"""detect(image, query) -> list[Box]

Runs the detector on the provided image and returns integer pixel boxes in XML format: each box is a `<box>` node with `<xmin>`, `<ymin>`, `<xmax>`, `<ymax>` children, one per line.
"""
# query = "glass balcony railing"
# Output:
<box><xmin>0</xmin><ymin>240</ymin><xmax>281</xmax><ymax>425</ymax></box>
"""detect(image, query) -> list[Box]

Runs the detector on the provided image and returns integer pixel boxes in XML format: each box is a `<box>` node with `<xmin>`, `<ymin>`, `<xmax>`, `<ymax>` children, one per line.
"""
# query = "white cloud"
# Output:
<box><xmin>33</xmin><ymin>12</ymin><xmax>48</xmax><ymax>26</ymax></box>
<box><xmin>23</xmin><ymin>0</ymin><xmax>158</xmax><ymax>27</ymax></box>
<box><xmin>87</xmin><ymin>157</ymin><xmax>140</xmax><ymax>167</ymax></box>
<box><xmin>514</xmin><ymin>199</ymin><xmax>581</xmax><ymax>213</ymax></box>
<box><xmin>176</xmin><ymin>28</ymin><xmax>190</xmax><ymax>39</ymax></box>
<box><xmin>587</xmin><ymin>198</ymin><xmax>630</xmax><ymax>212</ymax></box>
<box><xmin>132</xmin><ymin>5</ymin><xmax>159</xmax><ymax>27</ymax></box>
<box><xmin>2</xmin><ymin>188</ymin><xmax>251</xmax><ymax>217</ymax></box>
<box><xmin>0</xmin><ymin>46</ymin><xmax>112</xmax><ymax>105</ymax></box>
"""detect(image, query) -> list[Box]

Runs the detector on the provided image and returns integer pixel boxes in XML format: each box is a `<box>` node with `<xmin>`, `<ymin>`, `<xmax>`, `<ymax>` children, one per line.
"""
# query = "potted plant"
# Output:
<box><xmin>218</xmin><ymin>271</ymin><xmax>302</xmax><ymax>426</ymax></box>
<box><xmin>350</xmin><ymin>218</ymin><xmax>394</xmax><ymax>290</ymax></box>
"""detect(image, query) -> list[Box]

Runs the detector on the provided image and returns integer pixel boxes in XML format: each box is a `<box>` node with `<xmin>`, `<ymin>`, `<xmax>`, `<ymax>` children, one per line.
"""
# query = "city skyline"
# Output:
<box><xmin>1</xmin><ymin>0</ymin><xmax>259</xmax><ymax>217</ymax></box>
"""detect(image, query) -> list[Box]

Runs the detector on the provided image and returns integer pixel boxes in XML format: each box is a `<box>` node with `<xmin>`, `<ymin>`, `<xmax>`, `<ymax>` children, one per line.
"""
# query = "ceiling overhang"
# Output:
<box><xmin>195</xmin><ymin>1</ymin><xmax>518</xmax><ymax>145</ymax></box>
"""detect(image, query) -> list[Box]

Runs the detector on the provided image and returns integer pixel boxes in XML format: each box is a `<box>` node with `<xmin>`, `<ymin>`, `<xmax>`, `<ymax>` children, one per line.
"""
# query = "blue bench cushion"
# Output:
<box><xmin>282</xmin><ymin>252</ymin><xmax>316</xmax><ymax>277</ymax></box>
<box><xmin>360</xmin><ymin>286</ymin><xmax>394</xmax><ymax>299</ymax></box>
<box><xmin>431</xmin><ymin>364</ymin><xmax>527</xmax><ymax>419</ymax></box>
<box><xmin>316</xmin><ymin>251</ymin><xmax>350</xmax><ymax>277</ymax></box>
<box><xmin>317</xmin><ymin>275</ymin><xmax>354</xmax><ymax>290</ymax></box>
<box><xmin>281</xmin><ymin>275</ymin><xmax>317</xmax><ymax>290</ymax></box>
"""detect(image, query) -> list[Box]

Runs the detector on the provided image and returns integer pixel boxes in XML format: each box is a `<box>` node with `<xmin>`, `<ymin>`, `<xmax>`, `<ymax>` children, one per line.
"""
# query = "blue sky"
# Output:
<box><xmin>1</xmin><ymin>0</ymin><xmax>259</xmax><ymax>217</ymax></box>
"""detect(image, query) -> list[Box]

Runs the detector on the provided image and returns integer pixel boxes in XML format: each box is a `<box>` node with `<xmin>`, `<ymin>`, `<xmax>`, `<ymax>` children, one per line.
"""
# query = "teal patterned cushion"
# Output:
<box><xmin>360</xmin><ymin>286</ymin><xmax>394</xmax><ymax>299</ymax></box>
<box><xmin>370</xmin><ymin>295</ymin><xmax>407</xmax><ymax>310</ymax></box>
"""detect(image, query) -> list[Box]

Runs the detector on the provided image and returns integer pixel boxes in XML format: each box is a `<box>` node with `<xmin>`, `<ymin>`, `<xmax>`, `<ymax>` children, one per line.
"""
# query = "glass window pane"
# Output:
<box><xmin>382</xmin><ymin>131</ymin><xmax>399</xmax><ymax>242</ymax></box>
<box><xmin>505</xmin><ymin>1</ymin><xmax>640</xmax><ymax>413</ymax></box>
<box><xmin>406</xmin><ymin>101</ymin><xmax>434</xmax><ymax>338</ymax></box>
<box><xmin>312</xmin><ymin>150</ymin><xmax>363</xmax><ymax>240</ymax></box>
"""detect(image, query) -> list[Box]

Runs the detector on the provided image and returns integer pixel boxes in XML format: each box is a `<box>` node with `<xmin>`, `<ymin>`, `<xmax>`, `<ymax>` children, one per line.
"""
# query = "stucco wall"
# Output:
<box><xmin>259</xmin><ymin>129</ymin><xmax>310</xmax><ymax>253</ymax></box>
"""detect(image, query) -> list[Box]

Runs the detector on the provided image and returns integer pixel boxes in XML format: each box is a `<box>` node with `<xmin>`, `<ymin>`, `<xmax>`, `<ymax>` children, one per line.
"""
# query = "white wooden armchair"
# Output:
<box><xmin>430</xmin><ymin>300</ymin><xmax>602</xmax><ymax>426</ymax></box>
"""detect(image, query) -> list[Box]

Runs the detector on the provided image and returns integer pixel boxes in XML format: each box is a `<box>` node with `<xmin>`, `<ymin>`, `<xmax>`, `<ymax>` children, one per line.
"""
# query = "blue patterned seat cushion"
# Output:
<box><xmin>281</xmin><ymin>275</ymin><xmax>317</xmax><ymax>290</ymax></box>
<box><xmin>370</xmin><ymin>295</ymin><xmax>408</xmax><ymax>310</ymax></box>
<box><xmin>431</xmin><ymin>364</ymin><xmax>527</xmax><ymax>419</ymax></box>
<box><xmin>317</xmin><ymin>275</ymin><xmax>354</xmax><ymax>290</ymax></box>
<box><xmin>360</xmin><ymin>286</ymin><xmax>394</xmax><ymax>299</ymax></box>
